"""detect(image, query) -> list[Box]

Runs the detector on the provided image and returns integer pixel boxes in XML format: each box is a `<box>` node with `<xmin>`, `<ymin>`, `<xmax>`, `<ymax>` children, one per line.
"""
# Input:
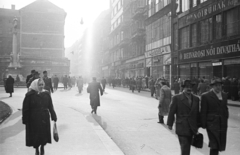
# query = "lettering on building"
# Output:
<box><xmin>181</xmin><ymin>40</ymin><xmax>240</xmax><ymax>60</ymax></box>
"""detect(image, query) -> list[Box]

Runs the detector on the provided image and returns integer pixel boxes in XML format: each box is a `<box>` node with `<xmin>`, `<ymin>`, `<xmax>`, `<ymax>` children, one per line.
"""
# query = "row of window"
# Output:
<box><xmin>180</xmin><ymin>0</ymin><xmax>208</xmax><ymax>12</ymax></box>
<box><xmin>148</xmin><ymin>0</ymin><xmax>171</xmax><ymax>17</ymax></box>
<box><xmin>111</xmin><ymin>15</ymin><xmax>123</xmax><ymax>31</ymax></box>
<box><xmin>178</xmin><ymin>7</ymin><xmax>240</xmax><ymax>50</ymax></box>
<box><xmin>146</xmin><ymin>15</ymin><xmax>171</xmax><ymax>50</ymax></box>
<box><xmin>111</xmin><ymin>0</ymin><xmax>123</xmax><ymax>18</ymax></box>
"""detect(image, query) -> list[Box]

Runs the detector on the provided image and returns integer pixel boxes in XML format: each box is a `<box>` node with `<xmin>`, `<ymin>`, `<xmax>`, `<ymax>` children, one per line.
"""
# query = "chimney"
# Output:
<box><xmin>11</xmin><ymin>5</ymin><xmax>15</xmax><ymax>10</ymax></box>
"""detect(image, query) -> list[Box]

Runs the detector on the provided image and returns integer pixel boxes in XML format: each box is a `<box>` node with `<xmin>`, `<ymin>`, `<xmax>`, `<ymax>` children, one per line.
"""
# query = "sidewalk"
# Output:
<box><xmin>0</xmin><ymin>87</ymin><xmax>124</xmax><ymax>155</ymax></box>
<box><xmin>119</xmin><ymin>86</ymin><xmax>240</xmax><ymax>107</ymax></box>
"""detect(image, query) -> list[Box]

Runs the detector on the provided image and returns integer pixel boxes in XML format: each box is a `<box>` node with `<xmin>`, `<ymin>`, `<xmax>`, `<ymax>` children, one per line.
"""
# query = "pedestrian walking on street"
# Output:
<box><xmin>5</xmin><ymin>75</ymin><xmax>15</xmax><ymax>97</ymax></box>
<box><xmin>167</xmin><ymin>80</ymin><xmax>200</xmax><ymax>155</ymax></box>
<box><xmin>101</xmin><ymin>77</ymin><xmax>107</xmax><ymax>92</ymax></box>
<box><xmin>197</xmin><ymin>79</ymin><xmax>208</xmax><ymax>96</ymax></box>
<box><xmin>43</xmin><ymin>71</ymin><xmax>53</xmax><ymax>94</ymax></box>
<box><xmin>158</xmin><ymin>79</ymin><xmax>172</xmax><ymax>124</ymax></box>
<box><xmin>53</xmin><ymin>75</ymin><xmax>59</xmax><ymax>91</ymax></box>
<box><xmin>22</xmin><ymin>78</ymin><xmax>57</xmax><ymax>155</ymax></box>
<box><xmin>200</xmin><ymin>78</ymin><xmax>229</xmax><ymax>155</ymax></box>
<box><xmin>149</xmin><ymin>77</ymin><xmax>155</xmax><ymax>97</ymax></box>
<box><xmin>26</xmin><ymin>70</ymin><xmax>35</xmax><ymax>88</ymax></box>
<box><xmin>87</xmin><ymin>77</ymin><xmax>103</xmax><ymax>114</ymax></box>
<box><xmin>15</xmin><ymin>74</ymin><xmax>20</xmax><ymax>87</ymax></box>
<box><xmin>77</xmin><ymin>76</ymin><xmax>84</xmax><ymax>93</ymax></box>
<box><xmin>68</xmin><ymin>76</ymin><xmax>72</xmax><ymax>89</ymax></box>
<box><xmin>27</xmin><ymin>72</ymin><xmax>40</xmax><ymax>89</ymax></box>
<box><xmin>62</xmin><ymin>75</ymin><xmax>68</xmax><ymax>90</ymax></box>
<box><xmin>173</xmin><ymin>79</ymin><xmax>180</xmax><ymax>95</ymax></box>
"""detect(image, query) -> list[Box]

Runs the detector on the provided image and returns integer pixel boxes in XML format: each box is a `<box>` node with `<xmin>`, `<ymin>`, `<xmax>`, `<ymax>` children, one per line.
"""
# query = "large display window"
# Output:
<box><xmin>199</xmin><ymin>62</ymin><xmax>212</xmax><ymax>80</ymax></box>
<box><xmin>224</xmin><ymin>58</ymin><xmax>240</xmax><ymax>78</ymax></box>
<box><xmin>179</xmin><ymin>64</ymin><xmax>190</xmax><ymax>80</ymax></box>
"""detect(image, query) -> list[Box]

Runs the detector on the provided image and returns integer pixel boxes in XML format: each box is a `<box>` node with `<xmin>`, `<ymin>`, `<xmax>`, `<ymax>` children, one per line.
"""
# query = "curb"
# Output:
<box><xmin>87</xmin><ymin>115</ymin><xmax>124</xmax><ymax>155</ymax></box>
<box><xmin>0</xmin><ymin>102</ymin><xmax>13</xmax><ymax>125</ymax></box>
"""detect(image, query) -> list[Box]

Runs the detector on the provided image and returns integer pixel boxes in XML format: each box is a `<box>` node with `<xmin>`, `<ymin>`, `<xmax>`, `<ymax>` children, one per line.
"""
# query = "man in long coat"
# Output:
<box><xmin>167</xmin><ymin>80</ymin><xmax>200</xmax><ymax>155</ymax></box>
<box><xmin>149</xmin><ymin>77</ymin><xmax>155</xmax><ymax>97</ymax></box>
<box><xmin>158</xmin><ymin>80</ymin><xmax>171</xmax><ymax>124</ymax></box>
<box><xmin>200</xmin><ymin>78</ymin><xmax>229</xmax><ymax>155</ymax></box>
<box><xmin>26</xmin><ymin>70</ymin><xmax>35</xmax><ymax>88</ymax></box>
<box><xmin>87</xmin><ymin>77</ymin><xmax>103</xmax><ymax>114</ymax></box>
<box><xmin>43</xmin><ymin>71</ymin><xmax>53</xmax><ymax>93</ymax></box>
<box><xmin>101</xmin><ymin>77</ymin><xmax>107</xmax><ymax>92</ymax></box>
<box><xmin>5</xmin><ymin>75</ymin><xmax>15</xmax><ymax>97</ymax></box>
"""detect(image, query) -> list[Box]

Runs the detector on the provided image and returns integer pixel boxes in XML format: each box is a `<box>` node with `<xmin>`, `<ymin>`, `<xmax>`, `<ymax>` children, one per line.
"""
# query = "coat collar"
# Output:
<box><xmin>179</xmin><ymin>93</ymin><xmax>198</xmax><ymax>109</ymax></box>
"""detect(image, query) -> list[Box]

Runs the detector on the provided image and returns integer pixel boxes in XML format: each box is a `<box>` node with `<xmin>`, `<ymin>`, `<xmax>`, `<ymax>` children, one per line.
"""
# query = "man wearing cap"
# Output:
<box><xmin>87</xmin><ymin>77</ymin><xmax>103</xmax><ymax>114</ymax></box>
<box><xmin>43</xmin><ymin>71</ymin><xmax>53</xmax><ymax>93</ymax></box>
<box><xmin>167</xmin><ymin>80</ymin><xmax>200</xmax><ymax>155</ymax></box>
<box><xmin>200</xmin><ymin>78</ymin><xmax>229</xmax><ymax>155</ymax></box>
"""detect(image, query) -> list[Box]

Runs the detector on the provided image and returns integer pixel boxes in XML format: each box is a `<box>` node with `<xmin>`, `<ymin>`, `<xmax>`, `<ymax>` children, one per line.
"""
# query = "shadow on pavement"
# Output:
<box><xmin>75</xmin><ymin>93</ymin><xmax>82</xmax><ymax>96</ymax></box>
<box><xmin>0</xmin><ymin>113</ymin><xmax>24</xmax><ymax>144</ymax></box>
<box><xmin>86</xmin><ymin>115</ymin><xmax>99</xmax><ymax>126</ymax></box>
<box><xmin>2</xmin><ymin>111</ymin><xmax>22</xmax><ymax>125</ymax></box>
<box><xmin>0</xmin><ymin>97</ymin><xmax>10</xmax><ymax>100</ymax></box>
<box><xmin>92</xmin><ymin>115</ymin><xmax>108</xmax><ymax>130</ymax></box>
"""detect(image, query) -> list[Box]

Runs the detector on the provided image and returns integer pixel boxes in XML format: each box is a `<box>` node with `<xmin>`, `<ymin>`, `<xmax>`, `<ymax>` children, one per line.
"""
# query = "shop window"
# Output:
<box><xmin>179</xmin><ymin>64</ymin><xmax>190</xmax><ymax>80</ymax></box>
<box><xmin>215</xmin><ymin>14</ymin><xmax>222</xmax><ymax>39</ymax></box>
<box><xmin>200</xmin><ymin>18</ymin><xmax>212</xmax><ymax>44</ymax></box>
<box><xmin>179</xmin><ymin>26</ymin><xmax>190</xmax><ymax>49</ymax></box>
<box><xmin>199</xmin><ymin>62</ymin><xmax>212</xmax><ymax>80</ymax></box>
<box><xmin>191</xmin><ymin>24</ymin><xmax>197</xmax><ymax>47</ymax></box>
<box><xmin>192</xmin><ymin>0</ymin><xmax>197</xmax><ymax>7</ymax></box>
<box><xmin>226</xmin><ymin>8</ymin><xmax>240</xmax><ymax>37</ymax></box>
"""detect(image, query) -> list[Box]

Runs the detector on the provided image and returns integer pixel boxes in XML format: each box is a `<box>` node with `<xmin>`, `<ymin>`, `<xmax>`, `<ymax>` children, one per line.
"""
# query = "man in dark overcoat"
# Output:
<box><xmin>87</xmin><ymin>77</ymin><xmax>103</xmax><ymax>114</ymax></box>
<box><xmin>26</xmin><ymin>70</ymin><xmax>35</xmax><ymax>87</ymax></box>
<box><xmin>53</xmin><ymin>75</ymin><xmax>59</xmax><ymax>91</ymax></box>
<box><xmin>167</xmin><ymin>80</ymin><xmax>200</xmax><ymax>155</ymax></box>
<box><xmin>149</xmin><ymin>77</ymin><xmax>155</xmax><ymax>97</ymax></box>
<box><xmin>5</xmin><ymin>75</ymin><xmax>15</xmax><ymax>97</ymax></box>
<box><xmin>200</xmin><ymin>78</ymin><xmax>229</xmax><ymax>155</ymax></box>
<box><xmin>43</xmin><ymin>71</ymin><xmax>53</xmax><ymax>93</ymax></box>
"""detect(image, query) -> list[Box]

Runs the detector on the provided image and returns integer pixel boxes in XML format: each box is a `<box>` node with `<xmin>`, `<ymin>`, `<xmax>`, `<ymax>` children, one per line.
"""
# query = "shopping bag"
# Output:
<box><xmin>53</xmin><ymin>122</ymin><xmax>59</xmax><ymax>142</ymax></box>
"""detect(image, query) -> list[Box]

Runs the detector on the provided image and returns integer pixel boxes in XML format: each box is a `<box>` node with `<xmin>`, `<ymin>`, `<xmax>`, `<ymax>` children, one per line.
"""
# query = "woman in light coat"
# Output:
<box><xmin>158</xmin><ymin>80</ymin><xmax>172</xmax><ymax>124</ymax></box>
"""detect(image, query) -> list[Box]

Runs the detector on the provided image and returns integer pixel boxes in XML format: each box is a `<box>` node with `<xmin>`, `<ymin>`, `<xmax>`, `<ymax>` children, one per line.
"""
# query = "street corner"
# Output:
<box><xmin>0</xmin><ymin>101</ymin><xmax>12</xmax><ymax>125</ymax></box>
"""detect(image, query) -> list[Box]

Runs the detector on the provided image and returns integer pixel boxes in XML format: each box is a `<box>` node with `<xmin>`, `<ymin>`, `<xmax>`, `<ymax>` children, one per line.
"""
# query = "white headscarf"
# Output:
<box><xmin>29</xmin><ymin>78</ymin><xmax>45</xmax><ymax>92</ymax></box>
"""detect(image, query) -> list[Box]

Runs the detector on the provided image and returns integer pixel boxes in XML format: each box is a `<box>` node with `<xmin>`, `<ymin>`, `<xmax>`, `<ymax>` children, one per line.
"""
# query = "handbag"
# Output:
<box><xmin>53</xmin><ymin>122</ymin><xmax>59</xmax><ymax>142</ymax></box>
<box><xmin>191</xmin><ymin>133</ymin><xmax>203</xmax><ymax>148</ymax></box>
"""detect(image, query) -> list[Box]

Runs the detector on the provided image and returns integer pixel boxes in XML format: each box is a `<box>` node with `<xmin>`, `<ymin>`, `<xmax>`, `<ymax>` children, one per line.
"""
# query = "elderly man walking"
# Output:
<box><xmin>167</xmin><ymin>80</ymin><xmax>200</xmax><ymax>155</ymax></box>
<box><xmin>87</xmin><ymin>77</ymin><xmax>103</xmax><ymax>114</ymax></box>
<box><xmin>200</xmin><ymin>78</ymin><xmax>229</xmax><ymax>155</ymax></box>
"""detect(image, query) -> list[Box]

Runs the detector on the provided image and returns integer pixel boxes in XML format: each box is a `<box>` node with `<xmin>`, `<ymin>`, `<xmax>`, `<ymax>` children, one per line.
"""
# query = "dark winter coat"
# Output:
<box><xmin>200</xmin><ymin>91</ymin><xmax>228</xmax><ymax>151</ymax></box>
<box><xmin>5</xmin><ymin>76</ymin><xmax>15</xmax><ymax>93</ymax></box>
<box><xmin>43</xmin><ymin>77</ymin><xmax>53</xmax><ymax>93</ymax></box>
<box><xmin>167</xmin><ymin>93</ymin><xmax>200</xmax><ymax>136</ymax></box>
<box><xmin>87</xmin><ymin>82</ymin><xmax>103</xmax><ymax>108</ymax></box>
<box><xmin>22</xmin><ymin>90</ymin><xmax>57</xmax><ymax>147</ymax></box>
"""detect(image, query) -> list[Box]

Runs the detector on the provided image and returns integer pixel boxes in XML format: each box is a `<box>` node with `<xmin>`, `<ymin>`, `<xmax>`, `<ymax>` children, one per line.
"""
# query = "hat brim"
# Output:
<box><xmin>181</xmin><ymin>83</ymin><xmax>195</xmax><ymax>87</ymax></box>
<box><xmin>210</xmin><ymin>81</ymin><xmax>223</xmax><ymax>86</ymax></box>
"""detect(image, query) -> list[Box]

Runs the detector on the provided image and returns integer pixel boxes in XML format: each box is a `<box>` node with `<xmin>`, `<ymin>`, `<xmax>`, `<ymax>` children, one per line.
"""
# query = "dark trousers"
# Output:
<box><xmin>178</xmin><ymin>135</ymin><xmax>193</xmax><ymax>155</ymax></box>
<box><xmin>210</xmin><ymin>149</ymin><xmax>219</xmax><ymax>155</ymax></box>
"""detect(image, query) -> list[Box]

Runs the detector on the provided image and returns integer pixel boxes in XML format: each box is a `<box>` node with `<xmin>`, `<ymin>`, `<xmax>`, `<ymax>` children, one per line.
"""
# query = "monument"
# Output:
<box><xmin>8</xmin><ymin>18</ymin><xmax>22</xmax><ymax>79</ymax></box>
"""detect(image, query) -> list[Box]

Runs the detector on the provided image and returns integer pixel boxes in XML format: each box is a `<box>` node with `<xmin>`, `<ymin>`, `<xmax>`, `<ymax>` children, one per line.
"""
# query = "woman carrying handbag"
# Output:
<box><xmin>22</xmin><ymin>78</ymin><xmax>57</xmax><ymax>155</ymax></box>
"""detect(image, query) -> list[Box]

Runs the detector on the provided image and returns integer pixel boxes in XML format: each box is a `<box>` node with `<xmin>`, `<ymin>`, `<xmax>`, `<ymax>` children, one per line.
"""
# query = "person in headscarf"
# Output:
<box><xmin>22</xmin><ymin>78</ymin><xmax>57</xmax><ymax>155</ymax></box>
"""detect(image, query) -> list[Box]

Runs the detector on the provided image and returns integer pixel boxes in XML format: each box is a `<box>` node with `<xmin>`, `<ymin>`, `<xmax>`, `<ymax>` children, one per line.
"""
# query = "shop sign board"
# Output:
<box><xmin>179</xmin><ymin>39</ymin><xmax>240</xmax><ymax>63</ymax></box>
<box><xmin>145</xmin><ymin>45</ymin><xmax>171</xmax><ymax>58</ymax></box>
<box><xmin>179</xmin><ymin>0</ymin><xmax>240</xmax><ymax>28</ymax></box>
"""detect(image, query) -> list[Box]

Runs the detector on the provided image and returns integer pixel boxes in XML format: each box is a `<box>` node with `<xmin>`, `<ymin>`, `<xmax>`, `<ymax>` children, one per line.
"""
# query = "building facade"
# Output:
<box><xmin>0</xmin><ymin>0</ymin><xmax>69</xmax><ymax>80</ymax></box>
<box><xmin>145</xmin><ymin>0</ymin><xmax>172</xmax><ymax>80</ymax></box>
<box><xmin>0</xmin><ymin>6</ymin><xmax>19</xmax><ymax>81</ymax></box>
<box><xmin>20</xmin><ymin>0</ymin><xmax>69</xmax><ymax>77</ymax></box>
<box><xmin>175</xmin><ymin>0</ymin><xmax>240</xmax><ymax>80</ymax></box>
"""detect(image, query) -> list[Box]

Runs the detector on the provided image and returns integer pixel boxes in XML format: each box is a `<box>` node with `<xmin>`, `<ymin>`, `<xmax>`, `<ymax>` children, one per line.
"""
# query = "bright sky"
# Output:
<box><xmin>0</xmin><ymin>0</ymin><xmax>109</xmax><ymax>48</ymax></box>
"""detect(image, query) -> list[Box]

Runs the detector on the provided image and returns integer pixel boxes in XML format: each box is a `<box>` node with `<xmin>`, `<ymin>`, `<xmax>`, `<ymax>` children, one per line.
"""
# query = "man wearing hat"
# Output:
<box><xmin>167</xmin><ymin>80</ymin><xmax>200</xmax><ymax>155</ymax></box>
<box><xmin>87</xmin><ymin>77</ymin><xmax>103</xmax><ymax>114</ymax></box>
<box><xmin>26</xmin><ymin>70</ymin><xmax>35</xmax><ymax>88</ymax></box>
<box><xmin>200</xmin><ymin>78</ymin><xmax>229</xmax><ymax>155</ymax></box>
<box><xmin>43</xmin><ymin>71</ymin><xmax>53</xmax><ymax>93</ymax></box>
